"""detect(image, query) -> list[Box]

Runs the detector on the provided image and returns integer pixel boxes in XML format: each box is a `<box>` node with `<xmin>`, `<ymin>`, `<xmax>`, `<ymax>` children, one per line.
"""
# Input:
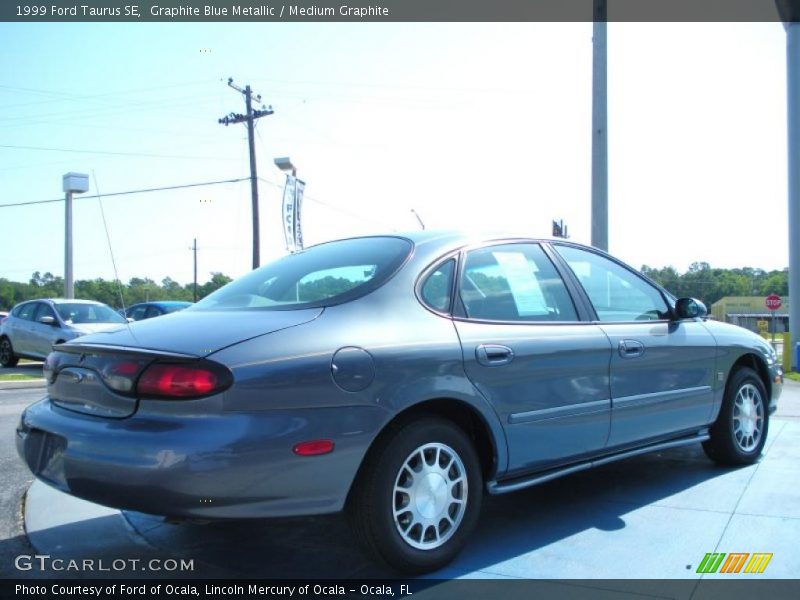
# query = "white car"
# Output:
<box><xmin>0</xmin><ymin>299</ymin><xmax>127</xmax><ymax>367</ymax></box>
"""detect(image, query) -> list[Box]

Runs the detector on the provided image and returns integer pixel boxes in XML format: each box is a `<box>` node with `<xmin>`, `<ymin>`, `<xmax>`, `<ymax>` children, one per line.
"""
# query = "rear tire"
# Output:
<box><xmin>703</xmin><ymin>367</ymin><xmax>768</xmax><ymax>465</ymax></box>
<box><xmin>0</xmin><ymin>337</ymin><xmax>19</xmax><ymax>368</ymax></box>
<box><xmin>347</xmin><ymin>416</ymin><xmax>483</xmax><ymax>574</ymax></box>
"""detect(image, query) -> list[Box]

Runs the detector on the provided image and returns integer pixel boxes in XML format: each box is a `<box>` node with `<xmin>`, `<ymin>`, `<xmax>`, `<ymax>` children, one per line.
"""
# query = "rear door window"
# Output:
<box><xmin>459</xmin><ymin>243</ymin><xmax>578</xmax><ymax>322</ymax></box>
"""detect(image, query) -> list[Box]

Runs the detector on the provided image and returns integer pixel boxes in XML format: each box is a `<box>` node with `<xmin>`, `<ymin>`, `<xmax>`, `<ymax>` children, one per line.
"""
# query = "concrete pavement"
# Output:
<box><xmin>11</xmin><ymin>381</ymin><xmax>800</xmax><ymax>581</ymax></box>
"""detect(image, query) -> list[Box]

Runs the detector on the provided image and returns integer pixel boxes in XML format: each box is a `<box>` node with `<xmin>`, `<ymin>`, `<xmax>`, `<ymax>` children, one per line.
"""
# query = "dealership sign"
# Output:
<box><xmin>281</xmin><ymin>175</ymin><xmax>305</xmax><ymax>253</ymax></box>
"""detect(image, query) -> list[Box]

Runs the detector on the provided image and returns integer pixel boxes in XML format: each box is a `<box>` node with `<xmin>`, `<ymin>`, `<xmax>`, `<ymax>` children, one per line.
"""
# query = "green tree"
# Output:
<box><xmin>196</xmin><ymin>272</ymin><xmax>232</xmax><ymax>300</ymax></box>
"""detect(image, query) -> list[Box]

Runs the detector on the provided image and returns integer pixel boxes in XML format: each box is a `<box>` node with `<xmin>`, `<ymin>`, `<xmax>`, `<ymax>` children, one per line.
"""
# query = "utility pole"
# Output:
<box><xmin>190</xmin><ymin>238</ymin><xmax>198</xmax><ymax>302</ymax></box>
<box><xmin>591</xmin><ymin>0</ymin><xmax>609</xmax><ymax>252</ymax></box>
<box><xmin>218</xmin><ymin>78</ymin><xmax>273</xmax><ymax>270</ymax></box>
<box><xmin>778</xmin><ymin>0</ymin><xmax>800</xmax><ymax>369</ymax></box>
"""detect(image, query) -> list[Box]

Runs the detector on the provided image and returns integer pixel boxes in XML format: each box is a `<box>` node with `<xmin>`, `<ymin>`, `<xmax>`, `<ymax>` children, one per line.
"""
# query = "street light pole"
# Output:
<box><xmin>65</xmin><ymin>190</ymin><xmax>73</xmax><ymax>299</ymax></box>
<box><xmin>777</xmin><ymin>1</ymin><xmax>800</xmax><ymax>370</ymax></box>
<box><xmin>191</xmin><ymin>238</ymin><xmax>198</xmax><ymax>302</ymax></box>
<box><xmin>591</xmin><ymin>0</ymin><xmax>609</xmax><ymax>252</ymax></box>
<box><xmin>787</xmin><ymin>20</ymin><xmax>800</xmax><ymax>370</ymax></box>
<box><xmin>62</xmin><ymin>172</ymin><xmax>89</xmax><ymax>299</ymax></box>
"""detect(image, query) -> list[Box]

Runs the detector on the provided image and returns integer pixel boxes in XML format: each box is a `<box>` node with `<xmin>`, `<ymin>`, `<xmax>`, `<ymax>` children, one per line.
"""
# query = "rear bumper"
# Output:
<box><xmin>16</xmin><ymin>398</ymin><xmax>387</xmax><ymax>519</ymax></box>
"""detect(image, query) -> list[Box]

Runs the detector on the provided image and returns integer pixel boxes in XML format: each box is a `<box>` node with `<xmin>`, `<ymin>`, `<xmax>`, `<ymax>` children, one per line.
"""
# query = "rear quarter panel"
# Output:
<box><xmin>209</xmin><ymin>256</ymin><xmax>509</xmax><ymax>478</ymax></box>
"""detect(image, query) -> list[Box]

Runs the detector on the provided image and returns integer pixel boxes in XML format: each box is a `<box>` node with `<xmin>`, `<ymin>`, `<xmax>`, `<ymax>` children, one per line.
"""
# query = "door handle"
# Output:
<box><xmin>618</xmin><ymin>339</ymin><xmax>645</xmax><ymax>359</ymax></box>
<box><xmin>476</xmin><ymin>344</ymin><xmax>514</xmax><ymax>366</ymax></box>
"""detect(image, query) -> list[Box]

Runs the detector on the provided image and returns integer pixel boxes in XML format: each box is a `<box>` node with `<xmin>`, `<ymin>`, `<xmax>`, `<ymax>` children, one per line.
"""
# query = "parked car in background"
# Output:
<box><xmin>16</xmin><ymin>232</ymin><xmax>782</xmax><ymax>573</ymax></box>
<box><xmin>0</xmin><ymin>299</ymin><xmax>127</xmax><ymax>366</ymax></box>
<box><xmin>123</xmin><ymin>301</ymin><xmax>192</xmax><ymax>321</ymax></box>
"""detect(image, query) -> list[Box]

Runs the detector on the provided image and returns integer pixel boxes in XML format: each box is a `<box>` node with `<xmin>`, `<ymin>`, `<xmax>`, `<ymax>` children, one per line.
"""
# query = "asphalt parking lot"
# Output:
<box><xmin>3</xmin><ymin>380</ymin><xmax>799</xmax><ymax>588</ymax></box>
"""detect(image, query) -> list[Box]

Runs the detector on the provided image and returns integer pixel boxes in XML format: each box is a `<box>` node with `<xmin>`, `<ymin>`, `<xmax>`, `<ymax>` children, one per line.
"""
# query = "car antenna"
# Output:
<box><xmin>91</xmin><ymin>170</ymin><xmax>137</xmax><ymax>341</ymax></box>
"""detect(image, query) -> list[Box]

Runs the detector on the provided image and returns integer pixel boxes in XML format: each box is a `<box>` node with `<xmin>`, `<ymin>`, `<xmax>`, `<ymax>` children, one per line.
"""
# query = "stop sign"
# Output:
<box><xmin>765</xmin><ymin>294</ymin><xmax>782</xmax><ymax>311</ymax></box>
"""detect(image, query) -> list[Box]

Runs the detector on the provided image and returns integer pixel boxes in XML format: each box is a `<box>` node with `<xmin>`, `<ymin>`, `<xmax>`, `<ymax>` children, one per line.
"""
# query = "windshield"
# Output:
<box><xmin>55</xmin><ymin>303</ymin><xmax>127</xmax><ymax>324</ymax></box>
<box><xmin>191</xmin><ymin>237</ymin><xmax>413</xmax><ymax>311</ymax></box>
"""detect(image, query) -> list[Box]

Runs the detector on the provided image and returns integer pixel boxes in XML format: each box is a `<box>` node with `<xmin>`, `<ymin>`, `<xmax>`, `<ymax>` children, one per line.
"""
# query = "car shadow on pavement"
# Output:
<box><xmin>110</xmin><ymin>443</ymin><xmax>746</xmax><ymax>579</ymax></box>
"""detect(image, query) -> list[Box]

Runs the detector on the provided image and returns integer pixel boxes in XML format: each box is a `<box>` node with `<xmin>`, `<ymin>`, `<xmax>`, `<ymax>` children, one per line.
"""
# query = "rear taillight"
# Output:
<box><xmin>137</xmin><ymin>362</ymin><xmax>231</xmax><ymax>399</ymax></box>
<box><xmin>102</xmin><ymin>359</ymin><xmax>145</xmax><ymax>393</ymax></box>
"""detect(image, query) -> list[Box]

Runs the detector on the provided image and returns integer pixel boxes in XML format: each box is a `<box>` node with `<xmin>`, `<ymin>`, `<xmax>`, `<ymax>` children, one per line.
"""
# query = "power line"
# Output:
<box><xmin>0</xmin><ymin>143</ymin><xmax>238</xmax><ymax>161</ymax></box>
<box><xmin>0</xmin><ymin>96</ymin><xmax>215</xmax><ymax>126</ymax></box>
<box><xmin>0</xmin><ymin>79</ymin><xmax>217</xmax><ymax>110</ymax></box>
<box><xmin>0</xmin><ymin>177</ymin><xmax>250</xmax><ymax>209</ymax></box>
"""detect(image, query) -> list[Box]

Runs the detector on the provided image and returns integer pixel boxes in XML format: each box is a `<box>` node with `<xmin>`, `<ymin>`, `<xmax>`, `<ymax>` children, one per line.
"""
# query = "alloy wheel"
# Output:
<box><xmin>733</xmin><ymin>383</ymin><xmax>764</xmax><ymax>452</ymax></box>
<box><xmin>392</xmin><ymin>442</ymin><xmax>468</xmax><ymax>550</ymax></box>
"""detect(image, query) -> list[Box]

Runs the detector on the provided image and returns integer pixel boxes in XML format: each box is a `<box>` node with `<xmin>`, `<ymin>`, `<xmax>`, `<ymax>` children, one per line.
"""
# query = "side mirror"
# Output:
<box><xmin>674</xmin><ymin>297</ymin><xmax>707</xmax><ymax>320</ymax></box>
<box><xmin>38</xmin><ymin>315</ymin><xmax>57</xmax><ymax>326</ymax></box>
<box><xmin>126</xmin><ymin>317</ymin><xmax>135</xmax><ymax>323</ymax></box>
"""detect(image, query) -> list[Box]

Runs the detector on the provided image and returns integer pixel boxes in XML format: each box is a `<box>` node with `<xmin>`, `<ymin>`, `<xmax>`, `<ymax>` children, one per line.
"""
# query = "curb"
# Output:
<box><xmin>0</xmin><ymin>380</ymin><xmax>45</xmax><ymax>390</ymax></box>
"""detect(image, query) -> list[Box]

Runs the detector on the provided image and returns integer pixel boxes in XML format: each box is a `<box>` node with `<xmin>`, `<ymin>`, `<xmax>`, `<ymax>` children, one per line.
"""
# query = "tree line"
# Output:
<box><xmin>0</xmin><ymin>271</ymin><xmax>233</xmax><ymax>311</ymax></box>
<box><xmin>641</xmin><ymin>263</ymin><xmax>789</xmax><ymax>307</ymax></box>
<box><xmin>0</xmin><ymin>263</ymin><xmax>790</xmax><ymax>312</ymax></box>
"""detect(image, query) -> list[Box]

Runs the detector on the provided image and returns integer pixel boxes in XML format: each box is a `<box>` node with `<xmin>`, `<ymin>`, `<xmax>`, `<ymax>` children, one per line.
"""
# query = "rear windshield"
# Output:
<box><xmin>191</xmin><ymin>236</ymin><xmax>413</xmax><ymax>311</ymax></box>
<box><xmin>55</xmin><ymin>303</ymin><xmax>127</xmax><ymax>324</ymax></box>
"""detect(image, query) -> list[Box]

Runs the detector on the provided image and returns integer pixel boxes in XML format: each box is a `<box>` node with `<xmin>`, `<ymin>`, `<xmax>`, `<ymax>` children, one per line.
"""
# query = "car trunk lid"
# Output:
<box><xmin>47</xmin><ymin>309</ymin><xmax>321</xmax><ymax>418</ymax></box>
<box><xmin>60</xmin><ymin>308</ymin><xmax>323</xmax><ymax>357</ymax></box>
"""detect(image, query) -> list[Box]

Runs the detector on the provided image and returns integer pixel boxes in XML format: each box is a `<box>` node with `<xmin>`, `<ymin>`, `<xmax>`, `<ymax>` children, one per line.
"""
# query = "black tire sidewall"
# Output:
<box><xmin>0</xmin><ymin>338</ymin><xmax>17</xmax><ymax>368</ymax></box>
<box><xmin>365</xmin><ymin>418</ymin><xmax>483</xmax><ymax>573</ymax></box>
<box><xmin>717</xmin><ymin>368</ymin><xmax>769</xmax><ymax>462</ymax></box>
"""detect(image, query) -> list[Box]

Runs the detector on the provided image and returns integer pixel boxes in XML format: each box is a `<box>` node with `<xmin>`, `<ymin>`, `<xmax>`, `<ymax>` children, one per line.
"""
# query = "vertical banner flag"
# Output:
<box><xmin>282</xmin><ymin>175</ymin><xmax>297</xmax><ymax>252</ymax></box>
<box><xmin>294</xmin><ymin>179</ymin><xmax>305</xmax><ymax>251</ymax></box>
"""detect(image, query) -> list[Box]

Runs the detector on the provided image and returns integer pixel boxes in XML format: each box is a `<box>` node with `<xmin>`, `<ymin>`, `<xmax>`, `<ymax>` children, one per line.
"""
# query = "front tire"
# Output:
<box><xmin>703</xmin><ymin>367</ymin><xmax>768</xmax><ymax>465</ymax></box>
<box><xmin>348</xmin><ymin>416</ymin><xmax>483</xmax><ymax>574</ymax></box>
<box><xmin>0</xmin><ymin>337</ymin><xmax>19</xmax><ymax>368</ymax></box>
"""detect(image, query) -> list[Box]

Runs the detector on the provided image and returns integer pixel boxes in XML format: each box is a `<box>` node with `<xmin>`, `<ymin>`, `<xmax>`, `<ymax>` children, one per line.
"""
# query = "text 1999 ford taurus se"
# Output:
<box><xmin>17</xmin><ymin>232</ymin><xmax>782</xmax><ymax>572</ymax></box>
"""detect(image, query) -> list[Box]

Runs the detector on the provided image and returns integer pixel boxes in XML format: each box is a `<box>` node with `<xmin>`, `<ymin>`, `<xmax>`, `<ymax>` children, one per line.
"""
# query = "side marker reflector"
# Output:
<box><xmin>293</xmin><ymin>440</ymin><xmax>335</xmax><ymax>456</ymax></box>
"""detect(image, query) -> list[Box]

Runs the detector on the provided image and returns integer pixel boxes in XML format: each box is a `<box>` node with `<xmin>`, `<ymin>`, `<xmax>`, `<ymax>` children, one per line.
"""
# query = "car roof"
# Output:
<box><xmin>47</xmin><ymin>298</ymin><xmax>107</xmax><ymax>305</ymax></box>
<box><xmin>337</xmin><ymin>230</ymin><xmax>586</xmax><ymax>254</ymax></box>
<box><xmin>128</xmin><ymin>301</ymin><xmax>192</xmax><ymax>308</ymax></box>
<box><xmin>16</xmin><ymin>298</ymin><xmax>107</xmax><ymax>306</ymax></box>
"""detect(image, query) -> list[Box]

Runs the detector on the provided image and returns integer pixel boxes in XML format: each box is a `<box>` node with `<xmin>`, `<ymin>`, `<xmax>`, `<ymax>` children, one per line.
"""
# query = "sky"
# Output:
<box><xmin>0</xmin><ymin>21</ymin><xmax>790</xmax><ymax>288</ymax></box>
